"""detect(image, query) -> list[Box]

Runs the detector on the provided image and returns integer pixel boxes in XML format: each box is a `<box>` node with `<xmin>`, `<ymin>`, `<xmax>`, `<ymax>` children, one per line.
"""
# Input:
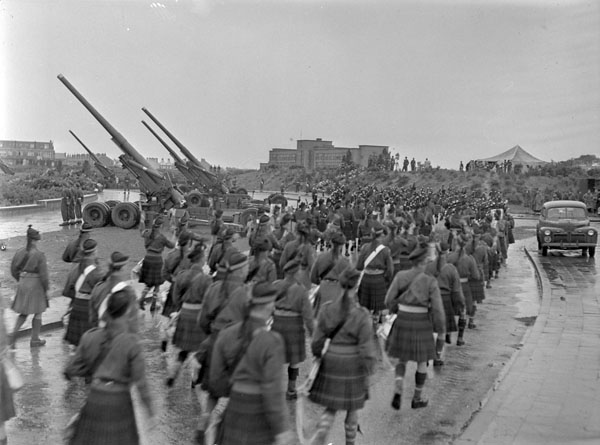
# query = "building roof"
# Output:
<box><xmin>477</xmin><ymin>145</ymin><xmax>547</xmax><ymax>164</ymax></box>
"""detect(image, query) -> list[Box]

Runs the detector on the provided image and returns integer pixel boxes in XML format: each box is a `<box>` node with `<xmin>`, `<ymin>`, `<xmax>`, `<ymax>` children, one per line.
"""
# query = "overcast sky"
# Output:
<box><xmin>1</xmin><ymin>0</ymin><xmax>598</xmax><ymax>169</ymax></box>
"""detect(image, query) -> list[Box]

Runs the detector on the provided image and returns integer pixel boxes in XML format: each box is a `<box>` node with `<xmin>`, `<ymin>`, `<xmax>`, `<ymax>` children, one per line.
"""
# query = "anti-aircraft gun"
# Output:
<box><xmin>68</xmin><ymin>130</ymin><xmax>114</xmax><ymax>180</ymax></box>
<box><xmin>58</xmin><ymin>74</ymin><xmax>183</xmax><ymax>229</ymax></box>
<box><xmin>141</xmin><ymin>107</ymin><xmax>263</xmax><ymax>230</ymax></box>
<box><xmin>141</xmin><ymin>120</ymin><xmax>197</xmax><ymax>187</ymax></box>
<box><xmin>0</xmin><ymin>159</ymin><xmax>15</xmax><ymax>175</ymax></box>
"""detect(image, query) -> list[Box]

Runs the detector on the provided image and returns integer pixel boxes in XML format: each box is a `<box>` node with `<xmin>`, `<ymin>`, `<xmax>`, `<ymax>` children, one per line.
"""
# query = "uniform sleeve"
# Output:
<box><xmin>209</xmin><ymin>332</ymin><xmax>229</xmax><ymax>398</ymax></box>
<box><xmin>162</xmin><ymin>234</ymin><xmax>176</xmax><ymax>250</ymax></box>
<box><xmin>37</xmin><ymin>252</ymin><xmax>49</xmax><ymax>292</ymax></box>
<box><xmin>450</xmin><ymin>267</ymin><xmax>465</xmax><ymax>312</ymax></box>
<box><xmin>384</xmin><ymin>274</ymin><xmax>401</xmax><ymax>312</ymax></box>
<box><xmin>10</xmin><ymin>250</ymin><xmax>24</xmax><ymax>281</ymax></box>
<box><xmin>299</xmin><ymin>287</ymin><xmax>315</xmax><ymax>337</ymax></box>
<box><xmin>469</xmin><ymin>256</ymin><xmax>481</xmax><ymax>281</ymax></box>
<box><xmin>384</xmin><ymin>247</ymin><xmax>394</xmax><ymax>283</ymax></box>
<box><xmin>356</xmin><ymin>245</ymin><xmax>368</xmax><ymax>271</ymax></box>
<box><xmin>62</xmin><ymin>240</ymin><xmax>78</xmax><ymax>263</ymax></box>
<box><xmin>310</xmin><ymin>311</ymin><xmax>329</xmax><ymax>358</ymax></box>
<box><xmin>429</xmin><ymin>280</ymin><xmax>446</xmax><ymax>334</ymax></box>
<box><xmin>128</xmin><ymin>340</ymin><xmax>153</xmax><ymax>415</ymax></box>
<box><xmin>310</xmin><ymin>255</ymin><xmax>323</xmax><ymax>285</ymax></box>
<box><xmin>260</xmin><ymin>335</ymin><xmax>289</xmax><ymax>436</ymax></box>
<box><xmin>356</xmin><ymin>312</ymin><xmax>377</xmax><ymax>375</ymax></box>
<box><xmin>266</xmin><ymin>261</ymin><xmax>277</xmax><ymax>283</ymax></box>
<box><xmin>64</xmin><ymin>331</ymin><xmax>97</xmax><ymax>379</ymax></box>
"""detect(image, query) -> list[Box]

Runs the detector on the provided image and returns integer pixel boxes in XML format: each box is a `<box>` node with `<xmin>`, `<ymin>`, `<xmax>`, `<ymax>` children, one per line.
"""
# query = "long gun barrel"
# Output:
<box><xmin>142</xmin><ymin>120</ymin><xmax>197</xmax><ymax>184</ymax></box>
<box><xmin>0</xmin><ymin>159</ymin><xmax>15</xmax><ymax>175</ymax></box>
<box><xmin>58</xmin><ymin>74</ymin><xmax>182</xmax><ymax>208</ymax></box>
<box><xmin>141</xmin><ymin>107</ymin><xmax>227</xmax><ymax>193</ymax></box>
<box><xmin>68</xmin><ymin>130</ymin><xmax>113</xmax><ymax>178</ymax></box>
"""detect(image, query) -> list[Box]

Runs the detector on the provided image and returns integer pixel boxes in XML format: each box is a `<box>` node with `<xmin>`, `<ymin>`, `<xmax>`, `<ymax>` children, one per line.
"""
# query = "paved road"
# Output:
<box><xmin>6</xmin><ymin>233</ymin><xmax>541</xmax><ymax>445</ymax></box>
<box><xmin>456</xmin><ymin>238</ymin><xmax>600</xmax><ymax>445</ymax></box>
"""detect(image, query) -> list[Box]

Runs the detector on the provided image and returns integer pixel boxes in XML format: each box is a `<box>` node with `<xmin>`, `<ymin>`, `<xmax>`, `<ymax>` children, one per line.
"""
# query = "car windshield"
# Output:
<box><xmin>546</xmin><ymin>207</ymin><xmax>587</xmax><ymax>220</ymax></box>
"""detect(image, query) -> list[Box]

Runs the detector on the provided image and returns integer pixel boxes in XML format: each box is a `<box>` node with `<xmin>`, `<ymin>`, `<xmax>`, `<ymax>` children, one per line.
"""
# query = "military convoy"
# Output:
<box><xmin>58</xmin><ymin>74</ymin><xmax>265</xmax><ymax>232</ymax></box>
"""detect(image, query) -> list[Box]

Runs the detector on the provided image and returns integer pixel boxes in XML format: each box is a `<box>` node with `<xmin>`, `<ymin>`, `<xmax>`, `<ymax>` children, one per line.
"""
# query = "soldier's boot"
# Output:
<box><xmin>30</xmin><ymin>317</ymin><xmax>46</xmax><ymax>347</ymax></box>
<box><xmin>344</xmin><ymin>410</ymin><xmax>359</xmax><ymax>445</ymax></box>
<box><xmin>457</xmin><ymin>318</ymin><xmax>466</xmax><ymax>346</ymax></box>
<box><xmin>286</xmin><ymin>366</ymin><xmax>299</xmax><ymax>400</ymax></box>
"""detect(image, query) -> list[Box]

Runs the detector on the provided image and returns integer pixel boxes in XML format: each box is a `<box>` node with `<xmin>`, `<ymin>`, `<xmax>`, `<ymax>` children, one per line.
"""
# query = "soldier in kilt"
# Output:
<box><xmin>309</xmin><ymin>268</ymin><xmax>377</xmax><ymax>445</ymax></box>
<box><xmin>65</xmin><ymin>239</ymin><xmax>104</xmax><ymax>348</ymax></box>
<box><xmin>139</xmin><ymin>216</ymin><xmax>175</xmax><ymax>311</ymax></box>
<box><xmin>447</xmin><ymin>234</ymin><xmax>480</xmax><ymax>340</ymax></box>
<box><xmin>210</xmin><ymin>282</ymin><xmax>294</xmax><ymax>445</ymax></box>
<box><xmin>89</xmin><ymin>252</ymin><xmax>139</xmax><ymax>333</ymax></box>
<box><xmin>64</xmin><ymin>289</ymin><xmax>154</xmax><ymax>445</ymax></box>
<box><xmin>196</xmin><ymin>252</ymin><xmax>249</xmax><ymax>442</ymax></box>
<box><xmin>272</xmin><ymin>213</ymin><xmax>295</xmax><ymax>279</ymax></box>
<box><xmin>272</xmin><ymin>259</ymin><xmax>315</xmax><ymax>399</ymax></box>
<box><xmin>167</xmin><ymin>241</ymin><xmax>212</xmax><ymax>387</ymax></box>
<box><xmin>425</xmin><ymin>242</ymin><xmax>465</xmax><ymax>366</ymax></box>
<box><xmin>62</xmin><ymin>222</ymin><xmax>93</xmax><ymax>264</ymax></box>
<box><xmin>9</xmin><ymin>225</ymin><xmax>49</xmax><ymax>348</ymax></box>
<box><xmin>356</xmin><ymin>222</ymin><xmax>394</xmax><ymax>325</ymax></box>
<box><xmin>385</xmin><ymin>241</ymin><xmax>445</xmax><ymax>410</ymax></box>
<box><xmin>279</xmin><ymin>221</ymin><xmax>314</xmax><ymax>291</ymax></box>
<box><xmin>310</xmin><ymin>232</ymin><xmax>350</xmax><ymax>316</ymax></box>
<box><xmin>208</xmin><ymin>228</ymin><xmax>240</xmax><ymax>281</ymax></box>
<box><xmin>467</xmin><ymin>230</ymin><xmax>489</xmax><ymax>309</ymax></box>
<box><xmin>246</xmin><ymin>238</ymin><xmax>277</xmax><ymax>283</ymax></box>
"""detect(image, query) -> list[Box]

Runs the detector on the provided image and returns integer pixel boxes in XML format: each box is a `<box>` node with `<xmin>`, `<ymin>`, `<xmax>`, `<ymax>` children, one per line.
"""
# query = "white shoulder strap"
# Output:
<box><xmin>75</xmin><ymin>264</ymin><xmax>96</xmax><ymax>293</ymax></box>
<box><xmin>98</xmin><ymin>281</ymin><xmax>129</xmax><ymax>328</ymax></box>
<box><xmin>364</xmin><ymin>244</ymin><xmax>385</xmax><ymax>270</ymax></box>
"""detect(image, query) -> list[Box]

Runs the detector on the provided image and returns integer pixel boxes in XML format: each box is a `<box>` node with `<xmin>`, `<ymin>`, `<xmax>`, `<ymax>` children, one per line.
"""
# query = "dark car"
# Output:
<box><xmin>537</xmin><ymin>200</ymin><xmax>597</xmax><ymax>257</ymax></box>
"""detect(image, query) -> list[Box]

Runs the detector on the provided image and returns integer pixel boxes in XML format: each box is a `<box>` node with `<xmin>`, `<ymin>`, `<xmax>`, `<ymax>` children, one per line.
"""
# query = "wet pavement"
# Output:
<box><xmin>4</xmin><ymin>218</ymin><xmax>548</xmax><ymax>445</ymax></box>
<box><xmin>456</xmin><ymin>235</ymin><xmax>600</xmax><ymax>445</ymax></box>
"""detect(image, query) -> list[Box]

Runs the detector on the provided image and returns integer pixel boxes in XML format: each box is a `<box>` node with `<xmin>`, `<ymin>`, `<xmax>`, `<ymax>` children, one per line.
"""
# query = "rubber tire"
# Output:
<box><xmin>541</xmin><ymin>246</ymin><xmax>548</xmax><ymax>256</ymax></box>
<box><xmin>111</xmin><ymin>202</ymin><xmax>140</xmax><ymax>229</ymax></box>
<box><xmin>82</xmin><ymin>202</ymin><xmax>110</xmax><ymax>228</ymax></box>
<box><xmin>589</xmin><ymin>247</ymin><xmax>596</xmax><ymax>258</ymax></box>
<box><xmin>234</xmin><ymin>187</ymin><xmax>248</xmax><ymax>195</ymax></box>
<box><xmin>105</xmin><ymin>200</ymin><xmax>119</xmax><ymax>208</ymax></box>
<box><xmin>240</xmin><ymin>208</ymin><xmax>258</xmax><ymax>231</ymax></box>
<box><xmin>187</xmin><ymin>191</ymin><xmax>204</xmax><ymax>208</ymax></box>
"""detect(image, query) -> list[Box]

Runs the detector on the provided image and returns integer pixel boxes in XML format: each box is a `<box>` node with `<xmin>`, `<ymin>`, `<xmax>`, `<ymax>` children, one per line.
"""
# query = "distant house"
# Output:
<box><xmin>0</xmin><ymin>140</ymin><xmax>55</xmax><ymax>166</ymax></box>
<box><xmin>265</xmin><ymin>138</ymin><xmax>388</xmax><ymax>171</ymax></box>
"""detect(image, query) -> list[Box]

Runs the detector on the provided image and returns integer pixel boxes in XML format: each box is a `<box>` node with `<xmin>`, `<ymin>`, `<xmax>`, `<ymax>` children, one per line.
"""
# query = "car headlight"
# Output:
<box><xmin>588</xmin><ymin>229</ymin><xmax>596</xmax><ymax>236</ymax></box>
<box><xmin>544</xmin><ymin>229</ymin><xmax>551</xmax><ymax>236</ymax></box>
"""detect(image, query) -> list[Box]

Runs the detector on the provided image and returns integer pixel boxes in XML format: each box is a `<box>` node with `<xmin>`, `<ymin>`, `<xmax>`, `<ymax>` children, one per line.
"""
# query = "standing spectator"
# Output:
<box><xmin>123</xmin><ymin>174</ymin><xmax>131</xmax><ymax>200</ymax></box>
<box><xmin>402</xmin><ymin>157</ymin><xmax>409</xmax><ymax>172</ymax></box>
<box><xmin>410</xmin><ymin>158</ymin><xmax>416</xmax><ymax>172</ymax></box>
<box><xmin>9</xmin><ymin>225</ymin><xmax>49</xmax><ymax>348</ymax></box>
<box><xmin>583</xmin><ymin>189</ymin><xmax>595</xmax><ymax>214</ymax></box>
<box><xmin>459</xmin><ymin>161</ymin><xmax>464</xmax><ymax>172</ymax></box>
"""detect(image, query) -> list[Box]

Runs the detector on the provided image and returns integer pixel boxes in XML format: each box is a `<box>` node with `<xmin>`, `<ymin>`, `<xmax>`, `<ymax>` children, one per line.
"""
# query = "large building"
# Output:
<box><xmin>266</xmin><ymin>138</ymin><xmax>388</xmax><ymax>171</ymax></box>
<box><xmin>0</xmin><ymin>140</ymin><xmax>55</xmax><ymax>166</ymax></box>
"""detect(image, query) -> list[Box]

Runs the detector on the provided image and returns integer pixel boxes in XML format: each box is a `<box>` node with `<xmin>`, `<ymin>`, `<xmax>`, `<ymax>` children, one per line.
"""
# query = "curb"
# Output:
<box><xmin>13</xmin><ymin>320</ymin><xmax>65</xmax><ymax>340</ymax></box>
<box><xmin>454</xmin><ymin>244</ymin><xmax>544</xmax><ymax>442</ymax></box>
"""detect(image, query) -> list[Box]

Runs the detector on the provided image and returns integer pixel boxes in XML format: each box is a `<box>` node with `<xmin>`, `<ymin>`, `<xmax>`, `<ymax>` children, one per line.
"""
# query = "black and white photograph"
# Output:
<box><xmin>1</xmin><ymin>1</ymin><xmax>599</xmax><ymax>444</ymax></box>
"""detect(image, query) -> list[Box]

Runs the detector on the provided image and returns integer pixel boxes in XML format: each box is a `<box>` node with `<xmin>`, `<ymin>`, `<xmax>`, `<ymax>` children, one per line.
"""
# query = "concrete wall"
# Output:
<box><xmin>0</xmin><ymin>194</ymin><xmax>97</xmax><ymax>216</ymax></box>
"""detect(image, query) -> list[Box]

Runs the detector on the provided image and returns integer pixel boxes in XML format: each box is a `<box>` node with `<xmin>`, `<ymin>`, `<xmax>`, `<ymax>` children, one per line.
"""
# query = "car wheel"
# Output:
<box><xmin>542</xmin><ymin>246</ymin><xmax>548</xmax><ymax>256</ymax></box>
<box><xmin>589</xmin><ymin>247</ymin><xmax>596</xmax><ymax>258</ymax></box>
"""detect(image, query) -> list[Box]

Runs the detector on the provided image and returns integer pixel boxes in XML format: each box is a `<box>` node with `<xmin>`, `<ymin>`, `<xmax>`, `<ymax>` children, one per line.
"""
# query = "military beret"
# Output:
<box><xmin>26</xmin><ymin>225</ymin><xmax>41</xmax><ymax>241</ymax></box>
<box><xmin>408</xmin><ymin>242</ymin><xmax>429</xmax><ymax>262</ymax></box>
<box><xmin>339</xmin><ymin>267</ymin><xmax>361</xmax><ymax>290</ymax></box>
<box><xmin>188</xmin><ymin>242</ymin><xmax>206</xmax><ymax>261</ymax></box>
<box><xmin>215</xmin><ymin>209</ymin><xmax>224</xmax><ymax>218</ymax></box>
<box><xmin>371</xmin><ymin>222</ymin><xmax>385</xmax><ymax>237</ymax></box>
<box><xmin>251</xmin><ymin>282</ymin><xmax>278</xmax><ymax>306</ymax></box>
<box><xmin>280</xmin><ymin>213</ymin><xmax>292</xmax><ymax>226</ymax></box>
<box><xmin>80</xmin><ymin>222</ymin><xmax>93</xmax><ymax>233</ymax></box>
<box><xmin>296</xmin><ymin>221</ymin><xmax>310</xmax><ymax>235</ymax></box>
<box><xmin>259</xmin><ymin>214</ymin><xmax>270</xmax><ymax>224</ymax></box>
<box><xmin>226</xmin><ymin>252</ymin><xmax>248</xmax><ymax>272</ymax></box>
<box><xmin>109</xmin><ymin>251</ymin><xmax>129</xmax><ymax>267</ymax></box>
<box><xmin>255</xmin><ymin>237</ymin><xmax>273</xmax><ymax>252</ymax></box>
<box><xmin>330</xmin><ymin>232</ymin><xmax>346</xmax><ymax>245</ymax></box>
<box><xmin>82</xmin><ymin>239</ymin><xmax>97</xmax><ymax>254</ymax></box>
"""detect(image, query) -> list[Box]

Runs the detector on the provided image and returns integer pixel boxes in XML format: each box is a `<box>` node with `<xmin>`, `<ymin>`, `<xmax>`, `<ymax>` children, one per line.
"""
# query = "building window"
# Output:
<box><xmin>30</xmin><ymin>143</ymin><xmax>34</xmax><ymax>149</ymax></box>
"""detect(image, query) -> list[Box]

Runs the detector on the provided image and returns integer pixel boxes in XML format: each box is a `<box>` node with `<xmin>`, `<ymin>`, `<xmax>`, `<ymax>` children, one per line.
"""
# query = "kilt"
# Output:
<box><xmin>139</xmin><ymin>254</ymin><xmax>164</xmax><ymax>287</ymax></box>
<box><xmin>173</xmin><ymin>306</ymin><xmax>205</xmax><ymax>351</ymax></box>
<box><xmin>462</xmin><ymin>282</ymin><xmax>475</xmax><ymax>316</ymax></box>
<box><xmin>221</xmin><ymin>391</ymin><xmax>274</xmax><ymax>445</ymax></box>
<box><xmin>65</xmin><ymin>296</ymin><xmax>93</xmax><ymax>346</ymax></box>
<box><xmin>0</xmin><ymin>363</ymin><xmax>15</xmax><ymax>423</ymax></box>
<box><xmin>161</xmin><ymin>284</ymin><xmax>176</xmax><ymax>317</ymax></box>
<box><xmin>470</xmin><ymin>280</ymin><xmax>485</xmax><ymax>304</ymax></box>
<box><xmin>309</xmin><ymin>344</ymin><xmax>368</xmax><ymax>411</ymax></box>
<box><xmin>358</xmin><ymin>273</ymin><xmax>387</xmax><ymax>312</ymax></box>
<box><xmin>70</xmin><ymin>385</ymin><xmax>138</xmax><ymax>445</ymax></box>
<box><xmin>272</xmin><ymin>314</ymin><xmax>305</xmax><ymax>365</ymax></box>
<box><xmin>12</xmin><ymin>274</ymin><xmax>48</xmax><ymax>315</ymax></box>
<box><xmin>440</xmin><ymin>293</ymin><xmax>458</xmax><ymax>333</ymax></box>
<box><xmin>386</xmin><ymin>311</ymin><xmax>435</xmax><ymax>363</ymax></box>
